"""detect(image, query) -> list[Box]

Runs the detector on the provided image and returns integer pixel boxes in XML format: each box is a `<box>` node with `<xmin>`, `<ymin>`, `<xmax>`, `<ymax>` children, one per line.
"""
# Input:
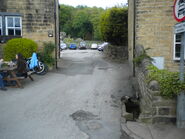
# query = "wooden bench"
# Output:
<box><xmin>27</xmin><ymin>71</ymin><xmax>34</xmax><ymax>81</ymax></box>
<box><xmin>4</xmin><ymin>71</ymin><xmax>34</xmax><ymax>88</ymax></box>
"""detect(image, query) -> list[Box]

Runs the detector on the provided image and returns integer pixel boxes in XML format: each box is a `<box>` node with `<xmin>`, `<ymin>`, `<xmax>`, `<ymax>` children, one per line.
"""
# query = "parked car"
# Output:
<box><xmin>97</xmin><ymin>45</ymin><xmax>104</xmax><ymax>51</ymax></box>
<box><xmin>98</xmin><ymin>42</ymin><xmax>109</xmax><ymax>51</ymax></box>
<box><xmin>79</xmin><ymin>41</ymin><xmax>87</xmax><ymax>49</ymax></box>
<box><xmin>91</xmin><ymin>43</ymin><xmax>98</xmax><ymax>49</ymax></box>
<box><xmin>60</xmin><ymin>43</ymin><xmax>67</xmax><ymax>50</ymax></box>
<box><xmin>69</xmin><ymin>43</ymin><xmax>77</xmax><ymax>49</ymax></box>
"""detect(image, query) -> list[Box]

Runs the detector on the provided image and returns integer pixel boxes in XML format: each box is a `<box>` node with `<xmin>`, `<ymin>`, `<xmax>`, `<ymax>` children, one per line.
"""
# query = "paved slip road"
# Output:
<box><xmin>0</xmin><ymin>50</ymin><xmax>133</xmax><ymax>139</ymax></box>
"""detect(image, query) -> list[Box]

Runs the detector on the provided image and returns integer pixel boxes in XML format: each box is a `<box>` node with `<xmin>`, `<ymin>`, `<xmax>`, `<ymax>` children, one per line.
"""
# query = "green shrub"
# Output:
<box><xmin>147</xmin><ymin>65</ymin><xmax>185</xmax><ymax>98</ymax></box>
<box><xmin>100</xmin><ymin>7</ymin><xmax>128</xmax><ymax>45</ymax></box>
<box><xmin>3</xmin><ymin>38</ymin><xmax>38</xmax><ymax>60</ymax></box>
<box><xmin>38</xmin><ymin>42</ymin><xmax>55</xmax><ymax>66</ymax></box>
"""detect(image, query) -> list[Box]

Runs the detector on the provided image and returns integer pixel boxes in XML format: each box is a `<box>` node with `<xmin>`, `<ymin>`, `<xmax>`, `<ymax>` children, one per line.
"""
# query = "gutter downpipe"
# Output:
<box><xmin>54</xmin><ymin>0</ymin><xmax>58</xmax><ymax>69</ymax></box>
<box><xmin>133</xmin><ymin>0</ymin><xmax>136</xmax><ymax>77</ymax></box>
<box><xmin>58</xmin><ymin>5</ymin><xmax>61</xmax><ymax>59</ymax></box>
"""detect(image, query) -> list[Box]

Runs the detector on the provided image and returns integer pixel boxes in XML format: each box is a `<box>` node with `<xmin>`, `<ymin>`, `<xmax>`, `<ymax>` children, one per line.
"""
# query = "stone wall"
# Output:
<box><xmin>128</xmin><ymin>0</ymin><xmax>179</xmax><ymax>72</ymax></box>
<box><xmin>135</xmin><ymin>45</ymin><xmax>176</xmax><ymax>124</ymax></box>
<box><xmin>0</xmin><ymin>0</ymin><xmax>59</xmax><ymax>47</ymax></box>
<box><xmin>104</xmin><ymin>45</ymin><xmax>128</xmax><ymax>59</ymax></box>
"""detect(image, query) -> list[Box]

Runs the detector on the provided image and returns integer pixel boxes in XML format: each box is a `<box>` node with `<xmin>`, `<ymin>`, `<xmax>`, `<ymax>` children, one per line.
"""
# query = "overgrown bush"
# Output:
<box><xmin>100</xmin><ymin>7</ymin><xmax>128</xmax><ymax>45</ymax></box>
<box><xmin>147</xmin><ymin>65</ymin><xmax>185</xmax><ymax>98</ymax></box>
<box><xmin>38</xmin><ymin>42</ymin><xmax>55</xmax><ymax>66</ymax></box>
<box><xmin>3</xmin><ymin>38</ymin><xmax>38</xmax><ymax>60</ymax></box>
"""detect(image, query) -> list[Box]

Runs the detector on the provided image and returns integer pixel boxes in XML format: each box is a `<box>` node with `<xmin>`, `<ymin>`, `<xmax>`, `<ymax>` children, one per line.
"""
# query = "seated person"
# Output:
<box><xmin>16</xmin><ymin>53</ymin><xmax>27</xmax><ymax>78</ymax></box>
<box><xmin>0</xmin><ymin>59</ymin><xmax>7</xmax><ymax>90</ymax></box>
<box><xmin>0</xmin><ymin>73</ymin><xmax>7</xmax><ymax>91</ymax></box>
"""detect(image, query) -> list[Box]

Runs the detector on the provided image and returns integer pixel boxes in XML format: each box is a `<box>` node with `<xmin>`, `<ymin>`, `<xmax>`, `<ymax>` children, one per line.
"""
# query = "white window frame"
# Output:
<box><xmin>173</xmin><ymin>33</ymin><xmax>184</xmax><ymax>60</ymax></box>
<box><xmin>5</xmin><ymin>16</ymin><xmax>22</xmax><ymax>36</ymax></box>
<box><xmin>0</xmin><ymin>16</ymin><xmax>2</xmax><ymax>36</ymax></box>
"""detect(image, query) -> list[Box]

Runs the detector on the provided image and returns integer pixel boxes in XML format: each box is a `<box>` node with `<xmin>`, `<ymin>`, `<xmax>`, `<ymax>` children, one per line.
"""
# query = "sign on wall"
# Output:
<box><xmin>174</xmin><ymin>22</ymin><xmax>185</xmax><ymax>33</ymax></box>
<box><xmin>152</xmin><ymin>57</ymin><xmax>164</xmax><ymax>70</ymax></box>
<box><xmin>174</xmin><ymin>0</ymin><xmax>185</xmax><ymax>22</ymax></box>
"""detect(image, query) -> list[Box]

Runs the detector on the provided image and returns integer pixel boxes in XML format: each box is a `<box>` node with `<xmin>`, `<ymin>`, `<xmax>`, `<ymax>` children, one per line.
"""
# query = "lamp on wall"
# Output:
<box><xmin>48</xmin><ymin>30</ymin><xmax>53</xmax><ymax>37</ymax></box>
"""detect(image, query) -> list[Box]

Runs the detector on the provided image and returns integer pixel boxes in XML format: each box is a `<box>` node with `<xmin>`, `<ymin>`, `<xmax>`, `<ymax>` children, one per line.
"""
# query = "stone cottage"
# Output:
<box><xmin>128</xmin><ymin>0</ymin><xmax>179</xmax><ymax>73</ymax></box>
<box><xmin>128</xmin><ymin>0</ymin><xmax>182</xmax><ymax>123</ymax></box>
<box><xmin>0</xmin><ymin>0</ymin><xmax>60</xmax><ymax>65</ymax></box>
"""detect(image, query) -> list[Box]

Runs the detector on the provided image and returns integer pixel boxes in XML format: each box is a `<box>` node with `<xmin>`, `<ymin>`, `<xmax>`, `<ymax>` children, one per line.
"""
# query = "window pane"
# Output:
<box><xmin>6</xmin><ymin>16</ymin><xmax>22</xmax><ymax>36</ymax></box>
<box><xmin>0</xmin><ymin>17</ymin><xmax>2</xmax><ymax>35</ymax></box>
<box><xmin>0</xmin><ymin>17</ymin><xmax>2</xmax><ymax>27</ymax></box>
<box><xmin>15</xmin><ymin>18</ymin><xmax>20</xmax><ymax>27</ymax></box>
<box><xmin>15</xmin><ymin>29</ymin><xmax>21</xmax><ymax>35</ymax></box>
<box><xmin>7</xmin><ymin>17</ymin><xmax>13</xmax><ymax>27</ymax></box>
<box><xmin>175</xmin><ymin>44</ymin><xmax>181</xmax><ymax>58</ymax></box>
<box><xmin>8</xmin><ymin>29</ymin><xmax>14</xmax><ymax>35</ymax></box>
<box><xmin>176</xmin><ymin>34</ymin><xmax>181</xmax><ymax>43</ymax></box>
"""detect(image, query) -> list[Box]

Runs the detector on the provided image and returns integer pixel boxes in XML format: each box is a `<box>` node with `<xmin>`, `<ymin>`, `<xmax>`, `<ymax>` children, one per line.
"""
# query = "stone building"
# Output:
<box><xmin>128</xmin><ymin>0</ymin><xmax>179</xmax><ymax>73</ymax></box>
<box><xmin>128</xmin><ymin>0</ymin><xmax>184</xmax><ymax>123</ymax></box>
<box><xmin>0</xmin><ymin>0</ymin><xmax>60</xmax><ymax>64</ymax></box>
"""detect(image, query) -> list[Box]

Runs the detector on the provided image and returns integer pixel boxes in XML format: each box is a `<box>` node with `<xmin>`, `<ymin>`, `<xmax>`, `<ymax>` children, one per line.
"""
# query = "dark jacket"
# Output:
<box><xmin>17</xmin><ymin>59</ymin><xmax>27</xmax><ymax>74</ymax></box>
<box><xmin>16</xmin><ymin>53</ymin><xmax>27</xmax><ymax>77</ymax></box>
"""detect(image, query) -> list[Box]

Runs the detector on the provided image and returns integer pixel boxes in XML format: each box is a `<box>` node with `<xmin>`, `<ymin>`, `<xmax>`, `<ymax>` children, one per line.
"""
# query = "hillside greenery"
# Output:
<box><xmin>59</xmin><ymin>4</ymin><xmax>128</xmax><ymax>44</ymax></box>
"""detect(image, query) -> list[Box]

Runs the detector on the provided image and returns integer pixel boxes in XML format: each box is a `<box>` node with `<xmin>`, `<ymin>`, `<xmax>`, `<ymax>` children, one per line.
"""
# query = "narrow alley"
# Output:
<box><xmin>0</xmin><ymin>50</ymin><xmax>133</xmax><ymax>139</ymax></box>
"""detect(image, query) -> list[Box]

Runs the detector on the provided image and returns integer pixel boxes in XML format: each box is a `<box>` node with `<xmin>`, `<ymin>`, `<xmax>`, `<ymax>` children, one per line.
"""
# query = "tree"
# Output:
<box><xmin>59</xmin><ymin>5</ymin><xmax>74</xmax><ymax>36</ymax></box>
<box><xmin>100</xmin><ymin>7</ymin><xmax>128</xmax><ymax>45</ymax></box>
<box><xmin>88</xmin><ymin>7</ymin><xmax>104</xmax><ymax>40</ymax></box>
<box><xmin>59</xmin><ymin>4</ymin><xmax>104</xmax><ymax>40</ymax></box>
<box><xmin>71</xmin><ymin>10</ymin><xmax>93</xmax><ymax>39</ymax></box>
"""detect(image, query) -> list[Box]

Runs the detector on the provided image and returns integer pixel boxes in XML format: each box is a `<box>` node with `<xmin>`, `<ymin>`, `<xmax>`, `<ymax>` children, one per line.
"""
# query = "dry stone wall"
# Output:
<box><xmin>104</xmin><ymin>45</ymin><xmax>128</xmax><ymax>60</ymax></box>
<box><xmin>135</xmin><ymin>45</ymin><xmax>176</xmax><ymax>124</ymax></box>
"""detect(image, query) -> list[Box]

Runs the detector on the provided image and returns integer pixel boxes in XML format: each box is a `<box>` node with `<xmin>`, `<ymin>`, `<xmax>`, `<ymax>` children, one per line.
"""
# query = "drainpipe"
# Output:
<box><xmin>58</xmin><ymin>5</ymin><xmax>61</xmax><ymax>59</ymax></box>
<box><xmin>177</xmin><ymin>32</ymin><xmax>185</xmax><ymax>128</ymax></box>
<box><xmin>133</xmin><ymin>0</ymin><xmax>136</xmax><ymax>77</ymax></box>
<box><xmin>54</xmin><ymin>0</ymin><xmax>58</xmax><ymax>69</ymax></box>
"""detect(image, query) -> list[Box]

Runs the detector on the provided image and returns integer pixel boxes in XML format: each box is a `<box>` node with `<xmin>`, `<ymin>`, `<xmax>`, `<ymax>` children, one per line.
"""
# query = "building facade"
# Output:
<box><xmin>128</xmin><ymin>0</ymin><xmax>180</xmax><ymax>72</ymax></box>
<box><xmin>0</xmin><ymin>0</ymin><xmax>59</xmax><ymax>64</ymax></box>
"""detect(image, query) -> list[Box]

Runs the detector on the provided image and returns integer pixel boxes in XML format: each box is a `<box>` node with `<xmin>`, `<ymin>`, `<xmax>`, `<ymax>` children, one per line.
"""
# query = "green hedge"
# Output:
<box><xmin>100</xmin><ymin>7</ymin><xmax>128</xmax><ymax>45</ymax></box>
<box><xmin>4</xmin><ymin>38</ymin><xmax>38</xmax><ymax>60</ymax></box>
<box><xmin>147</xmin><ymin>65</ymin><xmax>185</xmax><ymax>98</ymax></box>
<box><xmin>38</xmin><ymin>42</ymin><xmax>55</xmax><ymax>66</ymax></box>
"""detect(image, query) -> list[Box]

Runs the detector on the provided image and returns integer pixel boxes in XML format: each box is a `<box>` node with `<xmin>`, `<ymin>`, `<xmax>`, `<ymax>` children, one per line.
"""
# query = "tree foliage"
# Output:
<box><xmin>72</xmin><ymin>10</ymin><xmax>93</xmax><ymax>39</ymax></box>
<box><xmin>100</xmin><ymin>7</ymin><xmax>128</xmax><ymax>45</ymax></box>
<box><xmin>59</xmin><ymin>5</ymin><xmax>128</xmax><ymax>43</ymax></box>
<box><xmin>59</xmin><ymin>5</ymin><xmax>104</xmax><ymax>40</ymax></box>
<box><xmin>59</xmin><ymin>5</ymin><xmax>74</xmax><ymax>35</ymax></box>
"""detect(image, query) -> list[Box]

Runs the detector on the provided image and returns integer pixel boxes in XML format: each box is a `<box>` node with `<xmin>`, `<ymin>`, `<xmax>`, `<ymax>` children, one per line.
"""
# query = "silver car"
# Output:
<box><xmin>60</xmin><ymin>43</ymin><xmax>67</xmax><ymax>50</ymax></box>
<box><xmin>91</xmin><ymin>43</ymin><xmax>98</xmax><ymax>49</ymax></box>
<box><xmin>78</xmin><ymin>42</ymin><xmax>87</xmax><ymax>49</ymax></box>
<box><xmin>98</xmin><ymin>42</ymin><xmax>109</xmax><ymax>51</ymax></box>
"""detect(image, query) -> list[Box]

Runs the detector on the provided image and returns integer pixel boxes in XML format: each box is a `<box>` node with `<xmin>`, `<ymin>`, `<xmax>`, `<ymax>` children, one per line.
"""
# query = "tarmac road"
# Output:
<box><xmin>0</xmin><ymin>50</ymin><xmax>133</xmax><ymax>139</ymax></box>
